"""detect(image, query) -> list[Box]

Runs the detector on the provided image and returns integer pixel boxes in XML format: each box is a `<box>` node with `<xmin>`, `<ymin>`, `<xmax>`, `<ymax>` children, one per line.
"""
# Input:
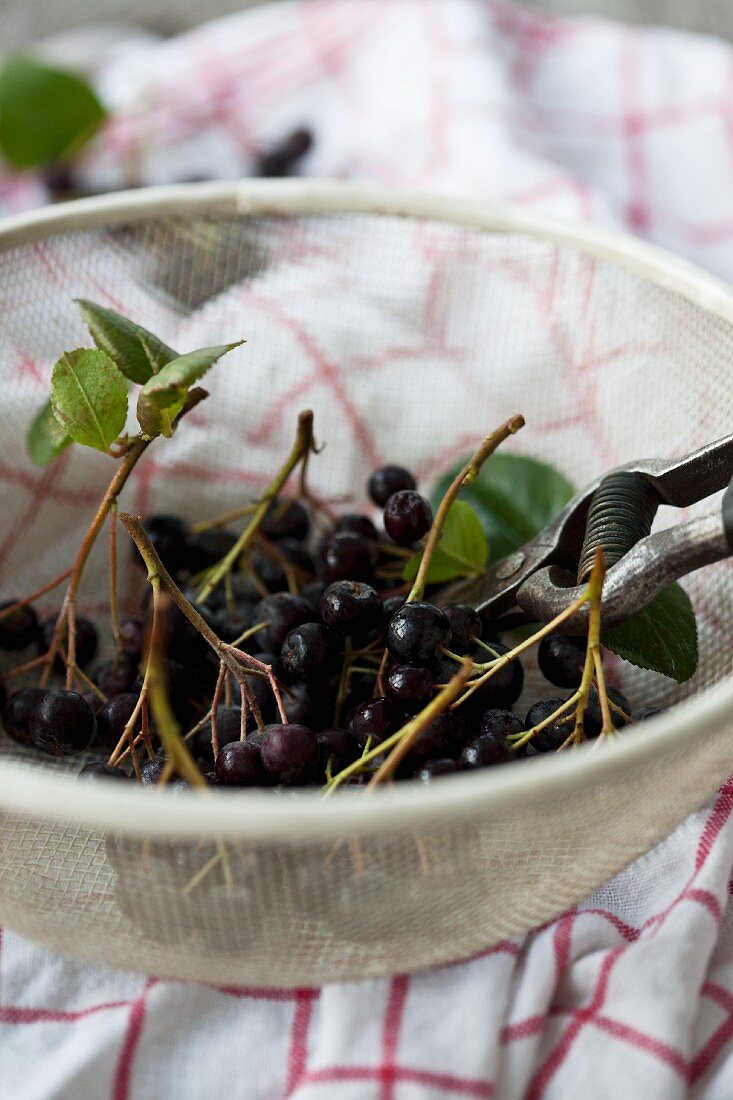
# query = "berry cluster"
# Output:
<box><xmin>0</xmin><ymin>453</ymin><xmax>662</xmax><ymax>792</ymax></box>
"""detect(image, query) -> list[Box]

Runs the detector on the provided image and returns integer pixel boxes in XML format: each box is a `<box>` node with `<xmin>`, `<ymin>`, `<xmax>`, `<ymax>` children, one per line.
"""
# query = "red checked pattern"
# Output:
<box><xmin>2</xmin><ymin>1</ymin><xmax>733</xmax><ymax>1096</ymax></box>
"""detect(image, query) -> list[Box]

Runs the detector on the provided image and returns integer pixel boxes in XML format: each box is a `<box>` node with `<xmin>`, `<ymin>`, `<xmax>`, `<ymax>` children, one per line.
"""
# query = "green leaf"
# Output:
<box><xmin>431</xmin><ymin>453</ymin><xmax>575</xmax><ymax>563</ymax></box>
<box><xmin>26</xmin><ymin>399</ymin><xmax>72</xmax><ymax>467</ymax></box>
<box><xmin>602</xmin><ymin>583</ymin><xmax>698</xmax><ymax>684</ymax></box>
<box><xmin>76</xmin><ymin>300</ymin><xmax>178</xmax><ymax>385</ymax></box>
<box><xmin>50</xmin><ymin>349</ymin><xmax>128</xmax><ymax>453</ymax></box>
<box><xmin>136</xmin><ymin>341</ymin><xmax>243</xmax><ymax>438</ymax></box>
<box><xmin>0</xmin><ymin>56</ymin><xmax>106</xmax><ymax>169</ymax></box>
<box><xmin>402</xmin><ymin>501</ymin><xmax>488</xmax><ymax>584</ymax></box>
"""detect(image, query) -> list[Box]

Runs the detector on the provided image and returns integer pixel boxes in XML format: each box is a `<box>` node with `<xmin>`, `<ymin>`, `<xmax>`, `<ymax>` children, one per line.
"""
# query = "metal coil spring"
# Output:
<box><xmin>577</xmin><ymin>471</ymin><xmax>660</xmax><ymax>582</ymax></box>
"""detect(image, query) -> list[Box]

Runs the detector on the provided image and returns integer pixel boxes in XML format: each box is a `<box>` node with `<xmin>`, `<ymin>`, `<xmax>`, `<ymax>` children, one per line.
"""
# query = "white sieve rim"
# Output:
<box><xmin>0</xmin><ymin>178</ymin><xmax>731</xmax><ymax>841</ymax></box>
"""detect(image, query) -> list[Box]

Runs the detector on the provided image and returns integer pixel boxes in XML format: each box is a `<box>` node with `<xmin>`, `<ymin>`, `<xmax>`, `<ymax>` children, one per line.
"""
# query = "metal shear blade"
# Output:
<box><xmin>453</xmin><ymin>434</ymin><xmax>733</xmax><ymax>633</ymax></box>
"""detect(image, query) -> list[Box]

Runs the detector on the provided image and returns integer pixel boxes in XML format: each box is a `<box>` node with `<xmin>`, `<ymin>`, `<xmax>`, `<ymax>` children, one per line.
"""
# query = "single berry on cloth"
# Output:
<box><xmin>387</xmin><ymin>601</ymin><xmax>451</xmax><ymax>665</ymax></box>
<box><xmin>260</xmin><ymin>723</ymin><xmax>318</xmax><ymax>784</ymax></box>
<box><xmin>383</xmin><ymin>490</ymin><xmax>433</xmax><ymax>545</ymax></box>
<box><xmin>29</xmin><ymin>690</ymin><xmax>96</xmax><ymax>756</ymax></box>
<box><xmin>214</xmin><ymin>740</ymin><xmax>265</xmax><ymax>786</ymax></box>
<box><xmin>321</xmin><ymin>532</ymin><xmax>377</xmax><ymax>584</ymax></box>
<box><xmin>538</xmin><ymin>631</ymin><xmax>588</xmax><ymax>688</ymax></box>
<box><xmin>368</xmin><ymin>464</ymin><xmax>416</xmax><ymax>506</ymax></box>
<box><xmin>0</xmin><ymin>600</ymin><xmax>40</xmax><ymax>650</ymax></box>
<box><xmin>319</xmin><ymin>580</ymin><xmax>383</xmax><ymax>637</ymax></box>
<box><xmin>280</xmin><ymin>622</ymin><xmax>340</xmax><ymax>684</ymax></box>
<box><xmin>2</xmin><ymin>687</ymin><xmax>48</xmax><ymax>747</ymax></box>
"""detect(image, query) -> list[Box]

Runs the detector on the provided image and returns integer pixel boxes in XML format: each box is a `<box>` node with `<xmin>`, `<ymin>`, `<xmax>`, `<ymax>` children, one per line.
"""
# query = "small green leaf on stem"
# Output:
<box><xmin>602</xmin><ymin>582</ymin><xmax>698</xmax><ymax>684</ymax></box>
<box><xmin>51</xmin><ymin>349</ymin><xmax>127</xmax><ymax>453</ymax></box>
<box><xmin>402</xmin><ymin>500</ymin><xmax>488</xmax><ymax>583</ymax></box>
<box><xmin>26</xmin><ymin>399</ymin><xmax>72</xmax><ymax>467</ymax></box>
<box><xmin>76</xmin><ymin>299</ymin><xmax>178</xmax><ymax>384</ymax></box>
<box><xmin>136</xmin><ymin>341</ymin><xmax>243</xmax><ymax>438</ymax></box>
<box><xmin>0</xmin><ymin>56</ymin><xmax>105</xmax><ymax>169</ymax></box>
<box><xmin>431</xmin><ymin>453</ymin><xmax>574</xmax><ymax>563</ymax></box>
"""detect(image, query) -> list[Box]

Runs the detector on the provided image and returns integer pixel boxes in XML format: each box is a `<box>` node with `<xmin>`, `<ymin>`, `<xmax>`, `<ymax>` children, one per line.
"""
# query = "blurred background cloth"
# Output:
<box><xmin>3</xmin><ymin>2</ymin><xmax>733</xmax><ymax>1098</ymax></box>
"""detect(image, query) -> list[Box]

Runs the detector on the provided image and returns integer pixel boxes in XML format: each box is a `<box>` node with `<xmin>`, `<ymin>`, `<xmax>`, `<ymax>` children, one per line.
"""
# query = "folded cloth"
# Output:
<box><xmin>3</xmin><ymin>2</ymin><xmax>733</xmax><ymax>1097</ymax></box>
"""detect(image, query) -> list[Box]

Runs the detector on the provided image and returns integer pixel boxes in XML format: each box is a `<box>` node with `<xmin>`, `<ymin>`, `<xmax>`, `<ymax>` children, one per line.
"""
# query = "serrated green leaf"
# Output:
<box><xmin>26</xmin><ymin>399</ymin><xmax>72</xmax><ymax>467</ymax></box>
<box><xmin>431</xmin><ymin>453</ymin><xmax>575</xmax><ymax>563</ymax></box>
<box><xmin>76</xmin><ymin>299</ymin><xmax>178</xmax><ymax>385</ymax></box>
<box><xmin>136</xmin><ymin>341</ymin><xmax>243</xmax><ymax>437</ymax></box>
<box><xmin>602</xmin><ymin>583</ymin><xmax>698</xmax><ymax>684</ymax></box>
<box><xmin>50</xmin><ymin>349</ymin><xmax>127</xmax><ymax>453</ymax></box>
<box><xmin>402</xmin><ymin>500</ymin><xmax>488</xmax><ymax>584</ymax></box>
<box><xmin>0</xmin><ymin>56</ymin><xmax>105</xmax><ymax>169</ymax></box>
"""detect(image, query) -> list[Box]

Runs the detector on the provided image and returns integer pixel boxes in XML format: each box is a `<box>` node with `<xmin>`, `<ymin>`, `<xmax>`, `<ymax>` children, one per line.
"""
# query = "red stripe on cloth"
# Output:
<box><xmin>214</xmin><ymin>984</ymin><xmax>315</xmax><ymax>1003</ymax></box>
<box><xmin>284</xmin><ymin>988</ymin><xmax>319</xmax><ymax>1096</ymax></box>
<box><xmin>0</xmin><ymin>1000</ymin><xmax>130</xmax><ymax>1024</ymax></box>
<box><xmin>380</xmin><ymin>975</ymin><xmax>410</xmax><ymax>1100</ymax></box>
<box><xmin>689</xmin><ymin>983</ymin><xmax>733</xmax><ymax>1083</ymax></box>
<box><xmin>300</xmin><ymin>1064</ymin><xmax>493</xmax><ymax>1097</ymax></box>
<box><xmin>112</xmin><ymin>981</ymin><xmax>154</xmax><ymax>1100</ymax></box>
<box><xmin>592</xmin><ymin>1014</ymin><xmax>688</xmax><ymax>1077</ymax></box>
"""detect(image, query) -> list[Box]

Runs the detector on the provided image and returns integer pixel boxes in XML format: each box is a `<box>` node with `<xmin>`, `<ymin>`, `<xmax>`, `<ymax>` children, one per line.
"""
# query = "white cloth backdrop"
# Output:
<box><xmin>3</xmin><ymin>1</ymin><xmax>733</xmax><ymax>1097</ymax></box>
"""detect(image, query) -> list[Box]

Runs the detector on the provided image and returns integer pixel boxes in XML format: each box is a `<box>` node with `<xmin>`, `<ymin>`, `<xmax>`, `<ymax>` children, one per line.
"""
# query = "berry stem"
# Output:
<box><xmin>210</xmin><ymin>661</ymin><xmax>226</xmax><ymax>760</ymax></box>
<box><xmin>367</xmin><ymin>662</ymin><xmax>473</xmax><ymax>787</ymax></box>
<box><xmin>190</xmin><ymin>503</ymin><xmax>257</xmax><ymax>535</ymax></box>
<box><xmin>0</xmin><ymin>569</ymin><xmax>72</xmax><ymax>623</ymax></box>
<box><xmin>109</xmin><ymin>500</ymin><xmax>123</xmax><ymax>666</ymax></box>
<box><xmin>196</xmin><ymin>410</ymin><xmax>315</xmax><ymax>603</ymax></box>
<box><xmin>406</xmin><ymin>414</ymin><xmax>525</xmax><ymax>604</ymax></box>
<box><xmin>571</xmin><ymin>547</ymin><xmax>610</xmax><ymax>741</ymax></box>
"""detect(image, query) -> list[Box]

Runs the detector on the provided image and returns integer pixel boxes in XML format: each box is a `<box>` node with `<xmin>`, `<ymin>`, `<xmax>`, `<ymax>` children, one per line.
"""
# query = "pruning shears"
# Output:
<box><xmin>450</xmin><ymin>434</ymin><xmax>733</xmax><ymax>633</ymax></box>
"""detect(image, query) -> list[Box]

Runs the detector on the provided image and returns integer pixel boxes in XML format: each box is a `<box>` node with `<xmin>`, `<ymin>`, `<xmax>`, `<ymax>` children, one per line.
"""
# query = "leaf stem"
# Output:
<box><xmin>406</xmin><ymin>415</ymin><xmax>524</xmax><ymax>603</ymax></box>
<box><xmin>196</xmin><ymin>410</ymin><xmax>315</xmax><ymax>603</ymax></box>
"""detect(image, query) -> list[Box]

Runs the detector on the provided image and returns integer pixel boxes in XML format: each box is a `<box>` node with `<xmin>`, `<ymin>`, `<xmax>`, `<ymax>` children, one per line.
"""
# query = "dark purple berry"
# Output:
<box><xmin>93</xmin><ymin>659</ymin><xmax>138</xmax><ymax>698</ymax></box>
<box><xmin>82</xmin><ymin>691</ymin><xmax>105</xmax><ymax>715</ymax></box>
<box><xmin>460</xmin><ymin>711</ymin><xmax>521</xmax><ymax>769</ymax></box>
<box><xmin>385</xmin><ymin>665</ymin><xmax>433</xmax><ymax>711</ymax></box>
<box><xmin>280</xmin><ymin>622</ymin><xmax>340</xmax><ymax>684</ymax></box>
<box><xmin>95</xmin><ymin>693</ymin><xmax>139</xmax><ymax>751</ymax></box>
<box><xmin>2</xmin><ymin>687</ymin><xmax>47</xmax><ymax>746</ymax></box>
<box><xmin>254</xmin><ymin>593</ymin><xmax>314</xmax><ymax>652</ymax></box>
<box><xmin>193</xmin><ymin>707</ymin><xmax>243</xmax><ymax>763</ymax></box>
<box><xmin>408</xmin><ymin>711</ymin><xmax>466</xmax><ymax>764</ymax></box>
<box><xmin>281</xmin><ymin>682</ymin><xmax>322</xmax><ymax>727</ymax></box>
<box><xmin>383</xmin><ymin>490</ymin><xmax>432</xmax><ymax>545</ymax></box>
<box><xmin>319</xmin><ymin>580</ymin><xmax>383</xmax><ymax>637</ymax></box>
<box><xmin>184</xmin><ymin>528</ymin><xmax>237</xmax><ymax>574</ymax></box>
<box><xmin>538</xmin><ymin>632</ymin><xmax>587</xmax><ymax>689</ymax></box>
<box><xmin>465</xmin><ymin>643</ymin><xmax>523</xmax><ymax>711</ymax></box>
<box><xmin>336</xmin><ymin>513</ymin><xmax>379</xmax><ymax>540</ymax></box>
<box><xmin>317</xmin><ymin>727</ymin><xmax>359</xmax><ymax>774</ymax></box>
<box><xmin>368</xmin><ymin>465</ymin><xmax>416</xmax><ymax>507</ymax></box>
<box><xmin>79</xmin><ymin>762</ymin><xmax>129</xmax><ymax>781</ymax></box>
<box><xmin>260</xmin><ymin>723</ymin><xmax>318</xmax><ymax>784</ymax></box>
<box><xmin>256</xmin><ymin>127</ymin><xmax>313</xmax><ymax>177</ymax></box>
<box><xmin>0</xmin><ymin>600</ymin><xmax>40</xmax><ymax>650</ymax></box>
<box><xmin>382</xmin><ymin>594</ymin><xmax>405</xmax><ymax>619</ymax></box>
<box><xmin>277</xmin><ymin>538</ymin><xmax>315</xmax><ymax>576</ymax></box>
<box><xmin>387</xmin><ymin>601</ymin><xmax>451</xmax><ymax>665</ymax></box>
<box><xmin>261</xmin><ymin>498</ymin><xmax>310</xmax><ymax>541</ymax></box>
<box><xmin>118</xmin><ymin>614</ymin><xmax>146</xmax><ymax>659</ymax></box>
<box><xmin>415</xmin><ymin>759</ymin><xmax>458</xmax><ymax>782</ymax></box>
<box><xmin>214</xmin><ymin>740</ymin><xmax>265</xmax><ymax>786</ymax></box>
<box><xmin>39</xmin><ymin>613</ymin><xmax>98</xmax><ymax>671</ymax></box>
<box><xmin>585</xmin><ymin>686</ymin><xmax>631</xmax><ymax>738</ymax></box>
<box><xmin>524</xmin><ymin>698</ymin><xmax>570</xmax><ymax>753</ymax></box>
<box><xmin>135</xmin><ymin>514</ymin><xmax>190</xmax><ymax>577</ymax></box>
<box><xmin>443</xmin><ymin>604</ymin><xmax>481</xmax><ymax>653</ymax></box>
<box><xmin>29</xmin><ymin>690</ymin><xmax>96</xmax><ymax>756</ymax></box>
<box><xmin>140</xmin><ymin>757</ymin><xmax>167</xmax><ymax>785</ymax></box>
<box><xmin>301</xmin><ymin>580</ymin><xmax>327</xmax><ymax>613</ymax></box>
<box><xmin>351</xmin><ymin>697</ymin><xmax>394</xmax><ymax>747</ymax></box>
<box><xmin>321</xmin><ymin>532</ymin><xmax>377</xmax><ymax>584</ymax></box>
